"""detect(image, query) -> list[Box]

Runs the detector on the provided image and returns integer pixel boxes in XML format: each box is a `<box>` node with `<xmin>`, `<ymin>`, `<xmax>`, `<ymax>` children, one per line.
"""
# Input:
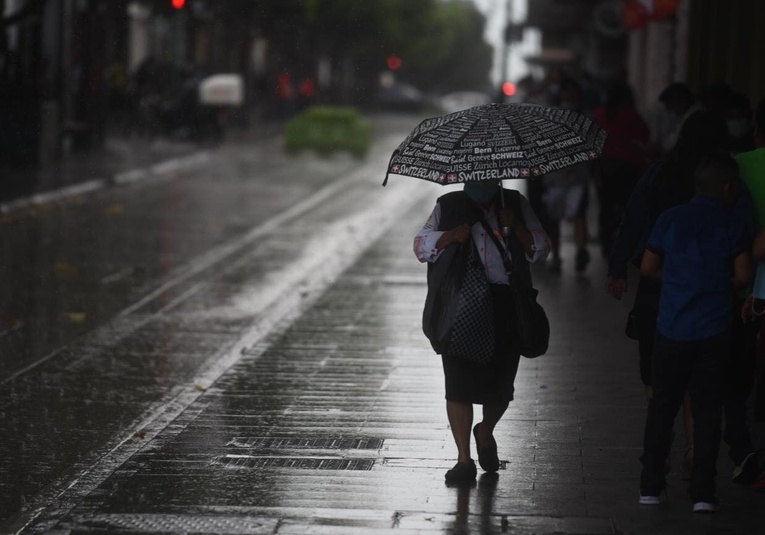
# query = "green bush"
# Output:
<box><xmin>284</xmin><ymin>106</ymin><xmax>371</xmax><ymax>157</ymax></box>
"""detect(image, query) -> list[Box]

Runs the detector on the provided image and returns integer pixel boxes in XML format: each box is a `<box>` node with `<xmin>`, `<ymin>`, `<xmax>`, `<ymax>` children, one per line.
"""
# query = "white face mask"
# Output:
<box><xmin>727</xmin><ymin>119</ymin><xmax>750</xmax><ymax>139</ymax></box>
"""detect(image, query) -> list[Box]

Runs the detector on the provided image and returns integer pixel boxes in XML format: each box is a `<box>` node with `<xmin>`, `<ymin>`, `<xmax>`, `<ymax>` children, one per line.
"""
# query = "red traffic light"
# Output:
<box><xmin>386</xmin><ymin>55</ymin><xmax>402</xmax><ymax>71</ymax></box>
<box><xmin>502</xmin><ymin>82</ymin><xmax>517</xmax><ymax>97</ymax></box>
<box><xmin>172</xmin><ymin>0</ymin><xmax>186</xmax><ymax>8</ymax></box>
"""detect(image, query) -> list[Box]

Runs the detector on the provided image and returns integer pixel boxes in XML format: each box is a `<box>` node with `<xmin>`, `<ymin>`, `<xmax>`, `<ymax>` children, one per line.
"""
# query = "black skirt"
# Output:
<box><xmin>441</xmin><ymin>283</ymin><xmax>521</xmax><ymax>404</ymax></box>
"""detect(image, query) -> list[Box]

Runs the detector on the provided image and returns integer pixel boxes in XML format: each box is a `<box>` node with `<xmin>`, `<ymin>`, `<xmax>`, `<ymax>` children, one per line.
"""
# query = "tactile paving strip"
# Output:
<box><xmin>71</xmin><ymin>513</ymin><xmax>277</xmax><ymax>534</ymax></box>
<box><xmin>212</xmin><ymin>455</ymin><xmax>375</xmax><ymax>471</ymax></box>
<box><xmin>226</xmin><ymin>437</ymin><xmax>384</xmax><ymax>449</ymax></box>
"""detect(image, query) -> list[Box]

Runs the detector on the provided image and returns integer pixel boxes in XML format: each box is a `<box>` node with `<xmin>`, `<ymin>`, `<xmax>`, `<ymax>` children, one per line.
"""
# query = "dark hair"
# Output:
<box><xmin>604</xmin><ymin>81</ymin><xmax>634</xmax><ymax>120</ymax></box>
<box><xmin>668</xmin><ymin>109</ymin><xmax>729</xmax><ymax>172</ymax></box>
<box><xmin>727</xmin><ymin>91</ymin><xmax>751</xmax><ymax>113</ymax></box>
<box><xmin>650</xmin><ymin>110</ymin><xmax>729</xmax><ymax>220</ymax></box>
<box><xmin>755</xmin><ymin>97</ymin><xmax>765</xmax><ymax>132</ymax></box>
<box><xmin>697</xmin><ymin>82</ymin><xmax>733</xmax><ymax>114</ymax></box>
<box><xmin>695</xmin><ymin>152</ymin><xmax>739</xmax><ymax>195</ymax></box>
<box><xmin>659</xmin><ymin>82</ymin><xmax>695</xmax><ymax>107</ymax></box>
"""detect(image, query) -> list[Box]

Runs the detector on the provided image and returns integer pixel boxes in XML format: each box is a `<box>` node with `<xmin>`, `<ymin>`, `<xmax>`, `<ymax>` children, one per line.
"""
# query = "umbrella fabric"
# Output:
<box><xmin>383</xmin><ymin>102</ymin><xmax>607</xmax><ymax>186</ymax></box>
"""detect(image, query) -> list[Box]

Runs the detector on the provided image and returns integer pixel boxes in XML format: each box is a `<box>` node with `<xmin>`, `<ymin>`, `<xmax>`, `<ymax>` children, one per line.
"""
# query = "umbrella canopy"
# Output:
<box><xmin>383</xmin><ymin>102</ymin><xmax>607</xmax><ymax>186</ymax></box>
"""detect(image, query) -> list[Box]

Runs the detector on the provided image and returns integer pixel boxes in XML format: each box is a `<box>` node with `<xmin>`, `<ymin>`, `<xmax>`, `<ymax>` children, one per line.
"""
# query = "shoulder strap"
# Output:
<box><xmin>477</xmin><ymin>212</ymin><xmax>514</xmax><ymax>276</ymax></box>
<box><xmin>499</xmin><ymin>189</ymin><xmax>525</xmax><ymax>225</ymax></box>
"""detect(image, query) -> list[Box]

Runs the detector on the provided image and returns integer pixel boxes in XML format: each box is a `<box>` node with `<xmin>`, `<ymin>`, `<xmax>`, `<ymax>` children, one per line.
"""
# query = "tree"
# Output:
<box><xmin>205</xmin><ymin>0</ymin><xmax>493</xmax><ymax>104</ymax></box>
<box><xmin>401</xmin><ymin>1</ymin><xmax>493</xmax><ymax>93</ymax></box>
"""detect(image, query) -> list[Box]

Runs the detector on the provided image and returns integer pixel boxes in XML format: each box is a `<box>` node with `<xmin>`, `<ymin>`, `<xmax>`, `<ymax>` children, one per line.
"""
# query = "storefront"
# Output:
<box><xmin>624</xmin><ymin>0</ymin><xmax>765</xmax><ymax>112</ymax></box>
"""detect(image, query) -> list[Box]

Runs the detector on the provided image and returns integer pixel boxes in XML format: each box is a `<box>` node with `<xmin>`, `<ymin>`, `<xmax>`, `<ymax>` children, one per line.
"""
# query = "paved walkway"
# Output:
<box><xmin>1</xmin><ymin>115</ymin><xmax>763</xmax><ymax>534</ymax></box>
<box><xmin>8</xmin><ymin>197</ymin><xmax>765</xmax><ymax>534</ymax></box>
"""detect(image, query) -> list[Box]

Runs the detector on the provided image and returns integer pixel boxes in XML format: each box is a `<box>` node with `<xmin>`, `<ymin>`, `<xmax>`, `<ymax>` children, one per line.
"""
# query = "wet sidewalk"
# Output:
<box><xmin>0</xmin><ymin>122</ymin><xmax>285</xmax><ymax>213</ymax></box>
<box><xmin>6</xmin><ymin>193</ymin><xmax>765</xmax><ymax>534</ymax></box>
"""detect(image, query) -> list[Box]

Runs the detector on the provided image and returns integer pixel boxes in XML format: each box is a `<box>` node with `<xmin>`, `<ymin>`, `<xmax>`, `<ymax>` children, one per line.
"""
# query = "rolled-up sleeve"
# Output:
<box><xmin>519</xmin><ymin>193</ymin><xmax>551</xmax><ymax>263</ymax></box>
<box><xmin>414</xmin><ymin>204</ymin><xmax>446</xmax><ymax>263</ymax></box>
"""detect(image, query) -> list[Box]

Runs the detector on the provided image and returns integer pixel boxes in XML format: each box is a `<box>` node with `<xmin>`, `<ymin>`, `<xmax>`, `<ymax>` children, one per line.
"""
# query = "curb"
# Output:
<box><xmin>0</xmin><ymin>151</ymin><xmax>212</xmax><ymax>216</ymax></box>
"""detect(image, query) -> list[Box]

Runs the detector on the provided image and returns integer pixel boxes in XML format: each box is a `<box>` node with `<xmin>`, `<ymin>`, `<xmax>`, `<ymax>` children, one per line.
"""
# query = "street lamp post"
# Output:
<box><xmin>499</xmin><ymin>0</ymin><xmax>510</xmax><ymax>87</ymax></box>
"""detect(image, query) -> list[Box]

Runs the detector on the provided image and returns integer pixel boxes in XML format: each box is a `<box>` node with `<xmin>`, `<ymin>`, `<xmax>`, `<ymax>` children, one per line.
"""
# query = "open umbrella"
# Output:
<box><xmin>382</xmin><ymin>102</ymin><xmax>607</xmax><ymax>186</ymax></box>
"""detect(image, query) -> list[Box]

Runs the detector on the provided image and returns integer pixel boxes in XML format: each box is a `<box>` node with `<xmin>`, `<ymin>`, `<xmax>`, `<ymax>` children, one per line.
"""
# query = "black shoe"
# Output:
<box><xmin>575</xmin><ymin>248</ymin><xmax>590</xmax><ymax>273</ymax></box>
<box><xmin>445</xmin><ymin>460</ymin><xmax>477</xmax><ymax>483</ymax></box>
<box><xmin>473</xmin><ymin>423</ymin><xmax>500</xmax><ymax>473</ymax></box>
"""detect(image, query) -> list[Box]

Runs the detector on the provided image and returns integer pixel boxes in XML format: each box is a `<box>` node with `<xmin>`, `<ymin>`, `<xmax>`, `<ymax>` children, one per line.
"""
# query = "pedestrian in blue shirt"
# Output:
<box><xmin>638</xmin><ymin>152</ymin><xmax>752</xmax><ymax>513</ymax></box>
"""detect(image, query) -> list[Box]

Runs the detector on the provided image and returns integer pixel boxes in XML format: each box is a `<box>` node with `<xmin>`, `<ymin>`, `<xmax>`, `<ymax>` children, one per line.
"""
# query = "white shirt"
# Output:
<box><xmin>413</xmin><ymin>194</ymin><xmax>550</xmax><ymax>284</ymax></box>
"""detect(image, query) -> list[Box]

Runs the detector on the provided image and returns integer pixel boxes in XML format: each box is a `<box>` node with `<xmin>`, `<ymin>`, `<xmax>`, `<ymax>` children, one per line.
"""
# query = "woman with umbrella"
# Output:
<box><xmin>414</xmin><ymin>181</ymin><xmax>550</xmax><ymax>482</ymax></box>
<box><xmin>388</xmin><ymin>102</ymin><xmax>606</xmax><ymax>482</ymax></box>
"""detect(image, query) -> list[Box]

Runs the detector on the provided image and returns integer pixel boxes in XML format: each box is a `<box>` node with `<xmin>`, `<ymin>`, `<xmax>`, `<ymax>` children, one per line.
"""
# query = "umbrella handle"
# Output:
<box><xmin>498</xmin><ymin>183</ymin><xmax>512</xmax><ymax>237</ymax></box>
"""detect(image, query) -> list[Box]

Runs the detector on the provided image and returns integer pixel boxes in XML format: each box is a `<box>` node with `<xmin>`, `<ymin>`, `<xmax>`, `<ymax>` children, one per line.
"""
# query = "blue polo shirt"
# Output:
<box><xmin>647</xmin><ymin>195</ymin><xmax>749</xmax><ymax>341</ymax></box>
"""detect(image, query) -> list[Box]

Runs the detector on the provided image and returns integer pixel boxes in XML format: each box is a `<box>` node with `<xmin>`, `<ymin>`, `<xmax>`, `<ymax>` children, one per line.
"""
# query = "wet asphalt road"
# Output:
<box><xmin>1</xmin><ymin>114</ymin><xmax>764</xmax><ymax>534</ymax></box>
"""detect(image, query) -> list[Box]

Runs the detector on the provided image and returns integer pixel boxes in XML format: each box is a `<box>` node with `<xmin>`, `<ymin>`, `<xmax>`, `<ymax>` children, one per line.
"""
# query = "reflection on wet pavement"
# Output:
<box><xmin>2</xmin><ymin>115</ymin><xmax>764</xmax><ymax>534</ymax></box>
<box><xmin>0</xmin><ymin>116</ymin><xmax>430</xmax><ymax>527</ymax></box>
<box><xmin>15</xmin><ymin>195</ymin><xmax>762</xmax><ymax>535</ymax></box>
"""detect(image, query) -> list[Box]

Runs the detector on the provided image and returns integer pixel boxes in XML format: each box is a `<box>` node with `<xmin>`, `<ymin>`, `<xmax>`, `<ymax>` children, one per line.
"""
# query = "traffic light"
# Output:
<box><xmin>386</xmin><ymin>56</ymin><xmax>402</xmax><ymax>71</ymax></box>
<box><xmin>172</xmin><ymin>0</ymin><xmax>186</xmax><ymax>9</ymax></box>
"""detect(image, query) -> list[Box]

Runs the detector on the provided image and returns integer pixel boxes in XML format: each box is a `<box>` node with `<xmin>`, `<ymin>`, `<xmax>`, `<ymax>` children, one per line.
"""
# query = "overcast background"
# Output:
<box><xmin>471</xmin><ymin>0</ymin><xmax>539</xmax><ymax>86</ymax></box>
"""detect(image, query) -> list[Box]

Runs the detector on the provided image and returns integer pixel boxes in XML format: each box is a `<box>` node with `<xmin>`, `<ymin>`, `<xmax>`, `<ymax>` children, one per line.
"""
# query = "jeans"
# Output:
<box><xmin>641</xmin><ymin>330</ymin><xmax>729</xmax><ymax>500</ymax></box>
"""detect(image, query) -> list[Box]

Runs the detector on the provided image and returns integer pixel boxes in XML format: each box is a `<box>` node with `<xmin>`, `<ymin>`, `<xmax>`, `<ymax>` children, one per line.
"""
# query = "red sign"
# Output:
<box><xmin>652</xmin><ymin>0</ymin><xmax>679</xmax><ymax>20</ymax></box>
<box><xmin>621</xmin><ymin>0</ymin><xmax>649</xmax><ymax>30</ymax></box>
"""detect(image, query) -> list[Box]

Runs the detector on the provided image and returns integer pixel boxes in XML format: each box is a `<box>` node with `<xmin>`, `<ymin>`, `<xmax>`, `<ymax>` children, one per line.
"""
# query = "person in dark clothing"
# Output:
<box><xmin>607</xmin><ymin>110</ymin><xmax>736</xmax><ymax>391</ymax></box>
<box><xmin>638</xmin><ymin>152</ymin><xmax>752</xmax><ymax>512</ymax></box>
<box><xmin>592</xmin><ymin>81</ymin><xmax>649</xmax><ymax>257</ymax></box>
<box><xmin>724</xmin><ymin>91</ymin><xmax>755</xmax><ymax>155</ymax></box>
<box><xmin>606</xmin><ymin>110</ymin><xmax>756</xmax><ymax>480</ymax></box>
<box><xmin>657</xmin><ymin>82</ymin><xmax>700</xmax><ymax>153</ymax></box>
<box><xmin>414</xmin><ymin>182</ymin><xmax>550</xmax><ymax>483</ymax></box>
<box><xmin>734</xmin><ymin>97</ymin><xmax>765</xmax><ymax>488</ymax></box>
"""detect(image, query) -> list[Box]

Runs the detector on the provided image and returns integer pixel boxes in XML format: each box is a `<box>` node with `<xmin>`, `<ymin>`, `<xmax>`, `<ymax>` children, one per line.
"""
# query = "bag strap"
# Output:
<box><xmin>476</xmin><ymin>212</ymin><xmax>514</xmax><ymax>277</ymax></box>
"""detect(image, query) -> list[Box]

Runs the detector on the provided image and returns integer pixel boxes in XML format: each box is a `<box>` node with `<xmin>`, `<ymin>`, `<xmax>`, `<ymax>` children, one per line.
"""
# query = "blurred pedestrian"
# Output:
<box><xmin>592</xmin><ymin>81</ymin><xmax>649</xmax><ymax>257</ymax></box>
<box><xmin>414</xmin><ymin>181</ymin><xmax>550</xmax><ymax>483</ymax></box>
<box><xmin>541</xmin><ymin>163</ymin><xmax>590</xmax><ymax>274</ymax></box>
<box><xmin>657</xmin><ymin>82</ymin><xmax>701</xmax><ymax>154</ymax></box>
<box><xmin>514</xmin><ymin>74</ymin><xmax>544</xmax><ymax>105</ymax></box>
<box><xmin>725</xmin><ymin>91</ymin><xmax>755</xmax><ymax>154</ymax></box>
<box><xmin>606</xmin><ymin>110</ymin><xmax>733</xmax><ymax>477</ymax></box>
<box><xmin>276</xmin><ymin>72</ymin><xmax>296</xmax><ymax>119</ymax></box>
<box><xmin>638</xmin><ymin>153</ymin><xmax>752</xmax><ymax>512</ymax></box>
<box><xmin>741</xmin><ymin>229</ymin><xmax>765</xmax><ymax>491</ymax></box>
<box><xmin>701</xmin><ymin>83</ymin><xmax>757</xmax><ymax>155</ymax></box>
<box><xmin>733</xmin><ymin>97</ymin><xmax>765</xmax><ymax>486</ymax></box>
<box><xmin>542</xmin><ymin>79</ymin><xmax>592</xmax><ymax>273</ymax></box>
<box><xmin>297</xmin><ymin>76</ymin><xmax>316</xmax><ymax>110</ymax></box>
<box><xmin>542</xmin><ymin>68</ymin><xmax>566</xmax><ymax>107</ymax></box>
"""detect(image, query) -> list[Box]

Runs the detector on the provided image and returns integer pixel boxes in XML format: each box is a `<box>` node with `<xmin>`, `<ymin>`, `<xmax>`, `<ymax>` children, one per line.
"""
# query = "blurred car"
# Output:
<box><xmin>438</xmin><ymin>91</ymin><xmax>492</xmax><ymax>114</ymax></box>
<box><xmin>376</xmin><ymin>82</ymin><xmax>426</xmax><ymax>113</ymax></box>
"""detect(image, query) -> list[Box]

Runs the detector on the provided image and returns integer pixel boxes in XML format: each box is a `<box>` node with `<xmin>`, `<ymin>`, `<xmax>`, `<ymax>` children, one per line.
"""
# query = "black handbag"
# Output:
<box><xmin>478</xmin><ymin>216</ymin><xmax>549</xmax><ymax>359</ymax></box>
<box><xmin>422</xmin><ymin>237</ymin><xmax>495</xmax><ymax>364</ymax></box>
<box><xmin>506</xmin><ymin>271</ymin><xmax>550</xmax><ymax>358</ymax></box>
<box><xmin>625</xmin><ymin>308</ymin><xmax>640</xmax><ymax>340</ymax></box>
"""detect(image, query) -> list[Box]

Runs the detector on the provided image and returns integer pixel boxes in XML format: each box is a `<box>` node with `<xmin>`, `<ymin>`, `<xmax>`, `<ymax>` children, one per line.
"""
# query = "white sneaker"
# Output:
<box><xmin>639</xmin><ymin>494</ymin><xmax>661</xmax><ymax>505</ymax></box>
<box><xmin>693</xmin><ymin>500</ymin><xmax>719</xmax><ymax>513</ymax></box>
